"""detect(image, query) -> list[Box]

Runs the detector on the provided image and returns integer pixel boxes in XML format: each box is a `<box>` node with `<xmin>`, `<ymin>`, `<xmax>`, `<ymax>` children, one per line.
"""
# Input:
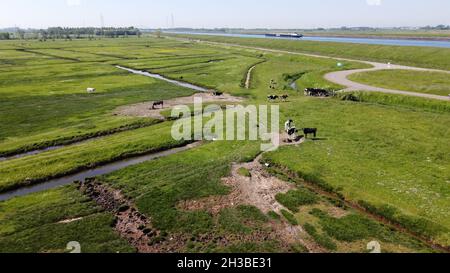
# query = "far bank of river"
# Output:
<box><xmin>165</xmin><ymin>31</ymin><xmax>450</xmax><ymax>49</ymax></box>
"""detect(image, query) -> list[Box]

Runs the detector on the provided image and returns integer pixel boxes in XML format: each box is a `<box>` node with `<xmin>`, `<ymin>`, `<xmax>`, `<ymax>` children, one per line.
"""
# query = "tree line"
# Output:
<box><xmin>0</xmin><ymin>27</ymin><xmax>142</xmax><ymax>40</ymax></box>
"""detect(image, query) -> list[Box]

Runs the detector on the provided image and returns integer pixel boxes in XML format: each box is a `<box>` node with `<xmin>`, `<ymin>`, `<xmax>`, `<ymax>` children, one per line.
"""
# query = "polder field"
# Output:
<box><xmin>0</xmin><ymin>35</ymin><xmax>449</xmax><ymax>253</ymax></box>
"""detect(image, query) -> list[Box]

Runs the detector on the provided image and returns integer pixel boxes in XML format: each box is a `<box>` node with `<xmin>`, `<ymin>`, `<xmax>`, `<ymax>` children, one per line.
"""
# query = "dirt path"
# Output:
<box><xmin>245</xmin><ymin>65</ymin><xmax>257</xmax><ymax>89</ymax></box>
<box><xmin>115</xmin><ymin>93</ymin><xmax>243</xmax><ymax>120</ymax></box>
<box><xmin>172</xmin><ymin>37</ymin><xmax>450</xmax><ymax>101</ymax></box>
<box><xmin>177</xmin><ymin>136</ymin><xmax>325</xmax><ymax>252</ymax></box>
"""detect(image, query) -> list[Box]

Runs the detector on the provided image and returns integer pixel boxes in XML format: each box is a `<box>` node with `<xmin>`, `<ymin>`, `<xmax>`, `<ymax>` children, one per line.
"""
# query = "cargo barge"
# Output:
<box><xmin>265</xmin><ymin>33</ymin><xmax>303</xmax><ymax>38</ymax></box>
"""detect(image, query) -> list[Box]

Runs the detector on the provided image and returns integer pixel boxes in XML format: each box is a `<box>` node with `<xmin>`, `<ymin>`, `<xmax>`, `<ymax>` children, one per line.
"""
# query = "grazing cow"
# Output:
<box><xmin>269</xmin><ymin>79</ymin><xmax>277</xmax><ymax>89</ymax></box>
<box><xmin>281</xmin><ymin>94</ymin><xmax>289</xmax><ymax>101</ymax></box>
<box><xmin>267</xmin><ymin>95</ymin><xmax>279</xmax><ymax>102</ymax></box>
<box><xmin>152</xmin><ymin>101</ymin><xmax>164</xmax><ymax>109</ymax></box>
<box><xmin>304</xmin><ymin>88</ymin><xmax>331</xmax><ymax>97</ymax></box>
<box><xmin>86</xmin><ymin>88</ymin><xmax>96</xmax><ymax>93</ymax></box>
<box><xmin>212</xmin><ymin>91</ymin><xmax>223</xmax><ymax>96</ymax></box>
<box><xmin>303</xmin><ymin>128</ymin><xmax>317</xmax><ymax>139</ymax></box>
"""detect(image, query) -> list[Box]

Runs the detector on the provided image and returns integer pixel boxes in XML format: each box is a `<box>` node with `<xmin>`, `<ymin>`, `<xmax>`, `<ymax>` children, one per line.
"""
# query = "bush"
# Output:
<box><xmin>310</xmin><ymin>209</ymin><xmax>381</xmax><ymax>242</ymax></box>
<box><xmin>281</xmin><ymin>210</ymin><xmax>298</xmax><ymax>226</ymax></box>
<box><xmin>303</xmin><ymin>223</ymin><xmax>337</xmax><ymax>251</ymax></box>
<box><xmin>267</xmin><ymin>211</ymin><xmax>281</xmax><ymax>220</ymax></box>
<box><xmin>237</xmin><ymin>167</ymin><xmax>251</xmax><ymax>177</ymax></box>
<box><xmin>275</xmin><ymin>188</ymin><xmax>319</xmax><ymax>212</ymax></box>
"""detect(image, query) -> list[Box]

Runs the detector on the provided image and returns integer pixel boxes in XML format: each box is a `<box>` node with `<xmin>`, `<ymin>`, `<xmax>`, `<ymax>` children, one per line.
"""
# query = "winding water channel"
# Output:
<box><xmin>0</xmin><ymin>67</ymin><xmax>214</xmax><ymax>201</ymax></box>
<box><xmin>0</xmin><ymin>142</ymin><xmax>202</xmax><ymax>202</ymax></box>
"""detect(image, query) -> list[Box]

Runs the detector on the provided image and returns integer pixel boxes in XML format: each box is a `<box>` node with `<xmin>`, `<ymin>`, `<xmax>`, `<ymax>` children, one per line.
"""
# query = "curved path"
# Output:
<box><xmin>324</xmin><ymin>62</ymin><xmax>450</xmax><ymax>101</ymax></box>
<box><xmin>173</xmin><ymin>37</ymin><xmax>450</xmax><ymax>101</ymax></box>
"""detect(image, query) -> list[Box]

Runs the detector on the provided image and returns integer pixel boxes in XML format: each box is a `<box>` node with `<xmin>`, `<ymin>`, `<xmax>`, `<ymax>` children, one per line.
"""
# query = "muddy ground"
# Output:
<box><xmin>114</xmin><ymin>93</ymin><xmax>243</xmax><ymax>120</ymax></box>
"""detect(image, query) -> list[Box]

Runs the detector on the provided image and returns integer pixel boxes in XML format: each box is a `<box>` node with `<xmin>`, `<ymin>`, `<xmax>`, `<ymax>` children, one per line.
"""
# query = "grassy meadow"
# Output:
<box><xmin>0</xmin><ymin>36</ymin><xmax>449</xmax><ymax>252</ymax></box>
<box><xmin>169</xmin><ymin>33</ymin><xmax>450</xmax><ymax>70</ymax></box>
<box><xmin>348</xmin><ymin>69</ymin><xmax>450</xmax><ymax>96</ymax></box>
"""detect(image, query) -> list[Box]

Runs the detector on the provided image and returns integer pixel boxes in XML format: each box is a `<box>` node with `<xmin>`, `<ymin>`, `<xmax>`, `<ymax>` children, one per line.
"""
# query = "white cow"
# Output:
<box><xmin>87</xmin><ymin>88</ymin><xmax>96</xmax><ymax>93</ymax></box>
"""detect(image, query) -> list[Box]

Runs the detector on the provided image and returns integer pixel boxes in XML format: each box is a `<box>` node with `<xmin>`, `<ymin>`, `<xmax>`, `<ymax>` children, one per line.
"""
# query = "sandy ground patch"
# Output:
<box><xmin>114</xmin><ymin>93</ymin><xmax>243</xmax><ymax>120</ymax></box>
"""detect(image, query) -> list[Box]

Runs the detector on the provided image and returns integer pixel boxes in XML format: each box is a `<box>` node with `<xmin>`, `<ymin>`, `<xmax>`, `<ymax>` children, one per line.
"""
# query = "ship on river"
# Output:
<box><xmin>265</xmin><ymin>33</ymin><xmax>304</xmax><ymax>39</ymax></box>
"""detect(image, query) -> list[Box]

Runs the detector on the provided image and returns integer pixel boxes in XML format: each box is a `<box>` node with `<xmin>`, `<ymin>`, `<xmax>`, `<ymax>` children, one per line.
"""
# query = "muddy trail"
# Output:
<box><xmin>78</xmin><ymin>140</ymin><xmax>324</xmax><ymax>253</ymax></box>
<box><xmin>0</xmin><ymin>142</ymin><xmax>202</xmax><ymax>202</ymax></box>
<box><xmin>115</xmin><ymin>92</ymin><xmax>243</xmax><ymax>120</ymax></box>
<box><xmin>175</xmin><ymin>136</ymin><xmax>325</xmax><ymax>253</ymax></box>
<box><xmin>78</xmin><ymin>180</ymin><xmax>177</xmax><ymax>253</ymax></box>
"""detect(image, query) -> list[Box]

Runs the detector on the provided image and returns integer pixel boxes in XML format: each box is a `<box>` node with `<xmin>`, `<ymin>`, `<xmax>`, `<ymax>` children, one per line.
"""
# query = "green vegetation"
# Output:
<box><xmin>336</xmin><ymin>91</ymin><xmax>450</xmax><ymax>113</ymax></box>
<box><xmin>219</xmin><ymin>205</ymin><xmax>268</xmax><ymax>234</ymax></box>
<box><xmin>263</xmin><ymin>93</ymin><xmax>450</xmax><ymax>246</ymax></box>
<box><xmin>0</xmin><ymin>121</ymin><xmax>189</xmax><ymax>192</ymax></box>
<box><xmin>170</xmin><ymin>33</ymin><xmax>450</xmax><ymax>70</ymax></box>
<box><xmin>275</xmin><ymin>189</ymin><xmax>319</xmax><ymax>212</ymax></box>
<box><xmin>349</xmin><ymin>69</ymin><xmax>450</xmax><ymax>96</ymax></box>
<box><xmin>0</xmin><ymin>36</ymin><xmax>448</xmax><ymax>253</ymax></box>
<box><xmin>303</xmin><ymin>223</ymin><xmax>337</xmax><ymax>251</ymax></box>
<box><xmin>237</xmin><ymin>167</ymin><xmax>251</xmax><ymax>177</ymax></box>
<box><xmin>281</xmin><ymin>210</ymin><xmax>298</xmax><ymax>226</ymax></box>
<box><xmin>0</xmin><ymin>186</ymin><xmax>134</xmax><ymax>253</ymax></box>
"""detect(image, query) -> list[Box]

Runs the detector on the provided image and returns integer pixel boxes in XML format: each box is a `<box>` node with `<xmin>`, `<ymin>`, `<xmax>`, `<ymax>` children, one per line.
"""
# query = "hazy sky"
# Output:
<box><xmin>1</xmin><ymin>0</ymin><xmax>449</xmax><ymax>29</ymax></box>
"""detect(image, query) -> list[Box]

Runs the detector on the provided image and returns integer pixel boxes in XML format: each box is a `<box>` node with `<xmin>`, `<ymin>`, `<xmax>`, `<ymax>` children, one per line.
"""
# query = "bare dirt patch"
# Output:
<box><xmin>178</xmin><ymin>154</ymin><xmax>295</xmax><ymax>215</ymax></box>
<box><xmin>114</xmin><ymin>93</ymin><xmax>243</xmax><ymax>120</ymax></box>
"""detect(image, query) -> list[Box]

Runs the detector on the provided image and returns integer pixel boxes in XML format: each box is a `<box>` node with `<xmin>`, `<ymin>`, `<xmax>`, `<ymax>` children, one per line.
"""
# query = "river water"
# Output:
<box><xmin>166</xmin><ymin>31</ymin><xmax>450</xmax><ymax>49</ymax></box>
<box><xmin>116</xmin><ymin>66</ymin><xmax>210</xmax><ymax>92</ymax></box>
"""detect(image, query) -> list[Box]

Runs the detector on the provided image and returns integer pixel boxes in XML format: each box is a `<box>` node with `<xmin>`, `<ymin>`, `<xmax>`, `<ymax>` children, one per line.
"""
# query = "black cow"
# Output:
<box><xmin>304</xmin><ymin>88</ymin><xmax>331</xmax><ymax>97</ymax></box>
<box><xmin>152</xmin><ymin>101</ymin><xmax>164</xmax><ymax>109</ymax></box>
<box><xmin>212</xmin><ymin>91</ymin><xmax>223</xmax><ymax>96</ymax></box>
<box><xmin>267</xmin><ymin>95</ymin><xmax>279</xmax><ymax>101</ymax></box>
<box><xmin>303</xmin><ymin>128</ymin><xmax>317</xmax><ymax>139</ymax></box>
<box><xmin>281</xmin><ymin>94</ymin><xmax>289</xmax><ymax>101</ymax></box>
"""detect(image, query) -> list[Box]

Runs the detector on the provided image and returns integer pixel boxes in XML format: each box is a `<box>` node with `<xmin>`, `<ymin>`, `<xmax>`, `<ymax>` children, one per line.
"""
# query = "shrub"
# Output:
<box><xmin>267</xmin><ymin>211</ymin><xmax>281</xmax><ymax>220</ymax></box>
<box><xmin>303</xmin><ymin>223</ymin><xmax>337</xmax><ymax>251</ymax></box>
<box><xmin>281</xmin><ymin>209</ymin><xmax>298</xmax><ymax>226</ymax></box>
<box><xmin>275</xmin><ymin>188</ymin><xmax>319</xmax><ymax>212</ymax></box>
<box><xmin>237</xmin><ymin>167</ymin><xmax>251</xmax><ymax>177</ymax></box>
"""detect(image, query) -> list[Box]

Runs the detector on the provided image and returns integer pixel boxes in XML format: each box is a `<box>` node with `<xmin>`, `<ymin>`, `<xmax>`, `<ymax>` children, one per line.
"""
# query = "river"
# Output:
<box><xmin>165</xmin><ymin>31</ymin><xmax>450</xmax><ymax>49</ymax></box>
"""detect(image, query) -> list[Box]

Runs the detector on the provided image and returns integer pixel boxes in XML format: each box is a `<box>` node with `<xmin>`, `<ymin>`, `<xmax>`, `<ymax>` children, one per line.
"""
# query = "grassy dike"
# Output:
<box><xmin>169</xmin><ymin>33</ymin><xmax>450</xmax><ymax>70</ymax></box>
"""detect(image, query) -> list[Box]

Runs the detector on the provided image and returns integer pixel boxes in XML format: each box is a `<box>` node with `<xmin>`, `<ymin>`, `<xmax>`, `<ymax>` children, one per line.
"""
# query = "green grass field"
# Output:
<box><xmin>0</xmin><ymin>185</ymin><xmax>134</xmax><ymax>253</ymax></box>
<box><xmin>0</xmin><ymin>36</ymin><xmax>449</xmax><ymax>252</ymax></box>
<box><xmin>169</xmin><ymin>33</ymin><xmax>450</xmax><ymax>70</ymax></box>
<box><xmin>348</xmin><ymin>69</ymin><xmax>450</xmax><ymax>96</ymax></box>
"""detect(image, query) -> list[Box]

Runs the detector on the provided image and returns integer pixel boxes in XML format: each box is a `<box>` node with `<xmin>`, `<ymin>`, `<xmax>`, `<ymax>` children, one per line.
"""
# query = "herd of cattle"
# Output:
<box><xmin>267</xmin><ymin>88</ymin><xmax>334</xmax><ymax>102</ymax></box>
<box><xmin>304</xmin><ymin>88</ymin><xmax>334</xmax><ymax>97</ymax></box>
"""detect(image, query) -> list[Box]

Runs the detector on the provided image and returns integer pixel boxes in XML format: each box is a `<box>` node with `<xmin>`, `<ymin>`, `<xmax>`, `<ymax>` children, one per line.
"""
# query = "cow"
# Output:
<box><xmin>267</xmin><ymin>95</ymin><xmax>279</xmax><ymax>102</ymax></box>
<box><xmin>87</xmin><ymin>88</ymin><xmax>96</xmax><ymax>93</ymax></box>
<box><xmin>152</xmin><ymin>101</ymin><xmax>164</xmax><ymax>109</ymax></box>
<box><xmin>304</xmin><ymin>88</ymin><xmax>331</xmax><ymax>97</ymax></box>
<box><xmin>302</xmin><ymin>128</ymin><xmax>317</xmax><ymax>139</ymax></box>
<box><xmin>212</xmin><ymin>91</ymin><xmax>223</xmax><ymax>96</ymax></box>
<box><xmin>281</xmin><ymin>94</ymin><xmax>289</xmax><ymax>102</ymax></box>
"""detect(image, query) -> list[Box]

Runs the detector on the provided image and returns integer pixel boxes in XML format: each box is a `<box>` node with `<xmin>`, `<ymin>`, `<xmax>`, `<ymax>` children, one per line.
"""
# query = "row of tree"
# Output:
<box><xmin>41</xmin><ymin>27</ymin><xmax>142</xmax><ymax>39</ymax></box>
<box><xmin>1</xmin><ymin>27</ymin><xmax>142</xmax><ymax>40</ymax></box>
<box><xmin>420</xmin><ymin>25</ymin><xmax>450</xmax><ymax>30</ymax></box>
<box><xmin>0</xmin><ymin>33</ymin><xmax>11</xmax><ymax>40</ymax></box>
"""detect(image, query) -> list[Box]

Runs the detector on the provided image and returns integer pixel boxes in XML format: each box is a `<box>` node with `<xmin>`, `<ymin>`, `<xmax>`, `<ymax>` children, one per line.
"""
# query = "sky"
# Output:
<box><xmin>1</xmin><ymin>0</ymin><xmax>449</xmax><ymax>29</ymax></box>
